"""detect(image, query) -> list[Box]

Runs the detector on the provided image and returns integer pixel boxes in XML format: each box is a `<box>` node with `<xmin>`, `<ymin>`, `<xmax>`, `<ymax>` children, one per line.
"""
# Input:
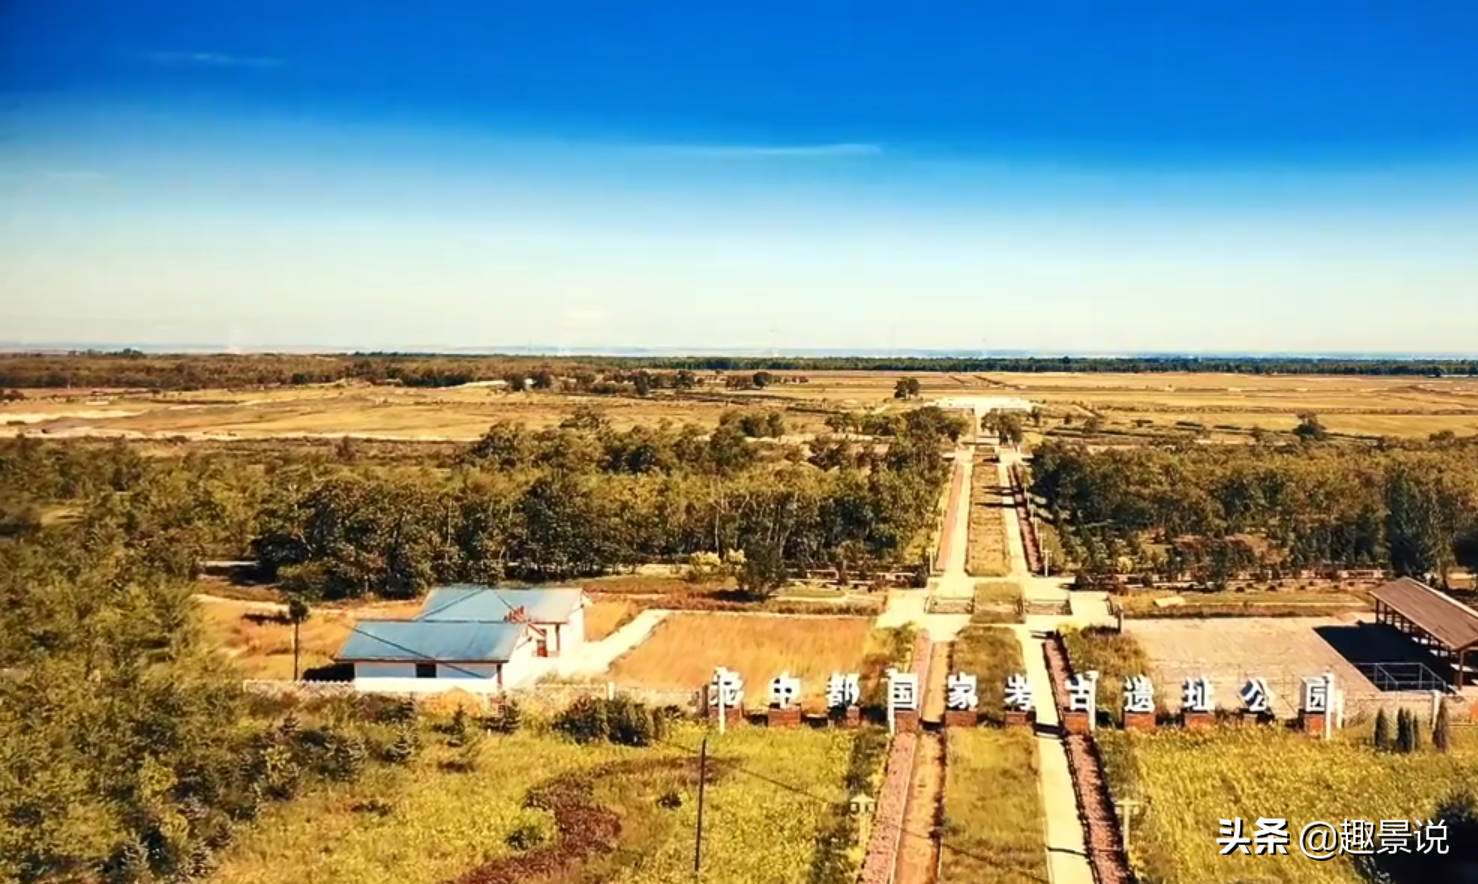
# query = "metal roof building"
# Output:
<box><xmin>337</xmin><ymin>620</ymin><xmax>529</xmax><ymax>663</ymax></box>
<box><xmin>1371</xmin><ymin>577</ymin><xmax>1478</xmax><ymax>687</ymax></box>
<box><xmin>416</xmin><ymin>586</ymin><xmax>587</xmax><ymax>624</ymax></box>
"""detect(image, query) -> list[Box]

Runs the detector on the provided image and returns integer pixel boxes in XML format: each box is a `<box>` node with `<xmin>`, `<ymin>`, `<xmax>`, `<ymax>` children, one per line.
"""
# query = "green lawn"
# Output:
<box><xmin>940</xmin><ymin>728</ymin><xmax>1047</xmax><ymax>884</ymax></box>
<box><xmin>209</xmin><ymin>725</ymin><xmax>859</xmax><ymax>884</ymax></box>
<box><xmin>1097</xmin><ymin>727</ymin><xmax>1478</xmax><ymax>884</ymax></box>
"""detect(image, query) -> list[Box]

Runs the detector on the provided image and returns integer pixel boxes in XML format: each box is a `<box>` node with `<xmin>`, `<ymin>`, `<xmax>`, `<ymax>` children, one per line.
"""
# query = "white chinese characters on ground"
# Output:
<box><xmin>1182</xmin><ymin>676</ymin><xmax>1213</xmax><ymax>713</ymax></box>
<box><xmin>946</xmin><ymin>672</ymin><xmax>979</xmax><ymax>711</ymax></box>
<box><xmin>710</xmin><ymin>666</ymin><xmax>743</xmax><ymax>709</ymax></box>
<box><xmin>1303</xmin><ymin>674</ymin><xmax>1334</xmax><ymax>713</ymax></box>
<box><xmin>1004</xmin><ymin>674</ymin><xmax>1033</xmax><ymax>711</ymax></box>
<box><xmin>1124</xmin><ymin>675</ymin><xmax>1154</xmax><ymax>714</ymax></box>
<box><xmin>886</xmin><ymin>668</ymin><xmax>919</xmax><ymax>713</ymax></box>
<box><xmin>769</xmin><ymin>671</ymin><xmax>800</xmax><ymax>709</ymax></box>
<box><xmin>1066</xmin><ymin>671</ymin><xmax>1098</xmax><ymax>713</ymax></box>
<box><xmin>1240</xmin><ymin>677</ymin><xmax>1271</xmax><ymax>714</ymax></box>
<box><xmin>825</xmin><ymin>671</ymin><xmax>861</xmax><ymax>709</ymax></box>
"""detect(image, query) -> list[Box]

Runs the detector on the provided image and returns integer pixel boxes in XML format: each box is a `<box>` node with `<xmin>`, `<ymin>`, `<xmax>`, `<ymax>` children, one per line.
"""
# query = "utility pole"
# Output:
<box><xmin>694</xmin><ymin>733</ymin><xmax>710</xmax><ymax>878</ymax></box>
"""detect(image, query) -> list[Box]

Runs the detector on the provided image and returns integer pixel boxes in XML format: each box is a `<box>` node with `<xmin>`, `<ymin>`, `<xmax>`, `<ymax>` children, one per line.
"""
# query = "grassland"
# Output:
<box><xmin>965</xmin><ymin>459</ymin><xmax>1010</xmax><ymax>578</ymax></box>
<box><xmin>10</xmin><ymin>369</ymin><xmax>1478</xmax><ymax>442</ymax></box>
<box><xmin>950</xmin><ymin>624</ymin><xmax>1024</xmax><ymax>724</ymax></box>
<box><xmin>1097</xmin><ymin>727</ymin><xmax>1478</xmax><ymax>884</ymax></box>
<box><xmin>197</xmin><ymin>597</ymin><xmax>422</xmax><ymax>680</ymax></box>
<box><xmin>1060</xmin><ymin>625</ymin><xmax>1152</xmax><ymax>726</ymax></box>
<box><xmin>940</xmin><ymin>728</ymin><xmax>1047</xmax><ymax>884</ymax></box>
<box><xmin>606</xmin><ymin>613</ymin><xmax>875</xmax><ymax>709</ymax></box>
<box><xmin>936</xmin><ymin>626</ymin><xmax>1044</xmax><ymax>883</ymax></box>
<box><xmin>583</xmin><ymin>599</ymin><xmax>642</xmax><ymax>641</ymax></box>
<box><xmin>209</xmin><ymin>725</ymin><xmax>858</xmax><ymax>884</ymax></box>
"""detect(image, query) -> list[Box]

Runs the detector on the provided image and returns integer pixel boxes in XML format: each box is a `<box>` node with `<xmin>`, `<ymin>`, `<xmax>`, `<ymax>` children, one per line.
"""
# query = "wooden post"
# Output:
<box><xmin>716</xmin><ymin>683</ymin><xmax>726</xmax><ymax>735</ymax></box>
<box><xmin>694</xmin><ymin>733</ymin><xmax>709</xmax><ymax>876</ymax></box>
<box><xmin>1116</xmin><ymin>798</ymin><xmax>1140</xmax><ymax>855</ymax></box>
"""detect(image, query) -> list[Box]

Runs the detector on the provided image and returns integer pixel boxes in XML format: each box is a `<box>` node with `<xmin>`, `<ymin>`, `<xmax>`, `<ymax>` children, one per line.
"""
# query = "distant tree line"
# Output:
<box><xmin>1</xmin><ymin>351</ymin><xmax>1473</xmax><ymax>391</ymax></box>
<box><xmin>1029</xmin><ymin>437</ymin><xmax>1478</xmax><ymax>586</ymax></box>
<box><xmin>0</xmin><ymin>407</ymin><xmax>963</xmax><ymax>599</ymax></box>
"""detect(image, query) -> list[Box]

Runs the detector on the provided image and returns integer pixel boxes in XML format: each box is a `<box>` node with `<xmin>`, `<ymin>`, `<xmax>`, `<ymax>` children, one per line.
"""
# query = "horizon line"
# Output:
<box><xmin>1</xmin><ymin>343</ymin><xmax>1476</xmax><ymax>361</ymax></box>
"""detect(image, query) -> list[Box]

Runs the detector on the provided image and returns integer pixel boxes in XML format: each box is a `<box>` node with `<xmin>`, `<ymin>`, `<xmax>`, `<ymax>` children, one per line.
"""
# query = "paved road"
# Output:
<box><xmin>997</xmin><ymin>444</ymin><xmax>1097</xmax><ymax>884</ymax></box>
<box><xmin>516</xmin><ymin>609</ymin><xmax>670</xmax><ymax>686</ymax></box>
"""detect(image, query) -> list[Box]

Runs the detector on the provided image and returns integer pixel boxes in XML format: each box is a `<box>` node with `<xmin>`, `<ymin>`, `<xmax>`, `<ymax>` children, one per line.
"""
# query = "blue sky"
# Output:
<box><xmin>2</xmin><ymin>1</ymin><xmax>1477</xmax><ymax>353</ymax></box>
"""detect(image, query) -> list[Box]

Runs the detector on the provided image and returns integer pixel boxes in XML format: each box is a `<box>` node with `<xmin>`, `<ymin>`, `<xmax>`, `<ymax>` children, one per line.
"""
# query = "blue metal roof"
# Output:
<box><xmin>336</xmin><ymin>620</ymin><xmax>527</xmax><ymax>663</ymax></box>
<box><xmin>416</xmin><ymin>586</ymin><xmax>586</xmax><ymax>624</ymax></box>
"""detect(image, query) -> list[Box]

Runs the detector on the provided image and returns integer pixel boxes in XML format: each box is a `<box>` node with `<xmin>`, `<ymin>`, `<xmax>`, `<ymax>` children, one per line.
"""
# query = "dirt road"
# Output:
<box><xmin>892</xmin><ymin>641</ymin><xmax>952</xmax><ymax>884</ymax></box>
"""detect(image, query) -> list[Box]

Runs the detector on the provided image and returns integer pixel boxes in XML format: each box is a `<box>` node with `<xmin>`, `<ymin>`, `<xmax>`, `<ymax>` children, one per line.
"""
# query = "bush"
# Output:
<box><xmin>487</xmin><ymin>698</ymin><xmax>523</xmax><ymax>734</ymax></box>
<box><xmin>382</xmin><ymin>722</ymin><xmax>422</xmax><ymax>764</ymax></box>
<box><xmin>360</xmin><ymin>694</ymin><xmax>418</xmax><ymax>725</ymax></box>
<box><xmin>554</xmin><ymin>696</ymin><xmax>668</xmax><ymax>747</ymax></box>
<box><xmin>504</xmin><ymin>809</ymin><xmax>554</xmax><ymax>851</ymax></box>
<box><xmin>1373</xmin><ymin>708</ymin><xmax>1392</xmax><ymax>750</ymax></box>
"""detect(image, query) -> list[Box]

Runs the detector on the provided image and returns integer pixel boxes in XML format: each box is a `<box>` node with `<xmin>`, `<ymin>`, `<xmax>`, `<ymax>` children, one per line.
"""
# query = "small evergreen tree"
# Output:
<box><xmin>1395</xmin><ymin>709</ymin><xmax>1412</xmax><ymax>753</ymax></box>
<box><xmin>1434</xmin><ymin>700</ymin><xmax>1452</xmax><ymax>753</ymax></box>
<box><xmin>1373</xmin><ymin>708</ymin><xmax>1392</xmax><ymax>750</ymax></box>
<box><xmin>489</xmin><ymin>698</ymin><xmax>523</xmax><ymax>734</ymax></box>
<box><xmin>1410</xmin><ymin>712</ymin><xmax>1424</xmax><ymax>752</ymax></box>
<box><xmin>383</xmin><ymin>722</ymin><xmax>421</xmax><ymax>764</ymax></box>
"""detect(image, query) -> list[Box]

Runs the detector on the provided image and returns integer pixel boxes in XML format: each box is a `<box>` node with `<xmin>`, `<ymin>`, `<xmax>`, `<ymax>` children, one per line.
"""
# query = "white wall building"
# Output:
<box><xmin>335</xmin><ymin>585</ymin><xmax>591</xmax><ymax>694</ymax></box>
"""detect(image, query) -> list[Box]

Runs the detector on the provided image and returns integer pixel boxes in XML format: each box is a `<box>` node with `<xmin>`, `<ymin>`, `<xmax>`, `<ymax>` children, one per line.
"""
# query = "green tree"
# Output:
<box><xmin>1373</xmin><ymin>708</ymin><xmax>1392</xmax><ymax>750</ymax></box>
<box><xmin>287</xmin><ymin>596</ymin><xmax>311</xmax><ymax>680</ymax></box>
<box><xmin>1434</xmin><ymin>701</ymin><xmax>1451</xmax><ymax>753</ymax></box>
<box><xmin>738</xmin><ymin>540</ymin><xmax>789</xmax><ymax>600</ymax></box>
<box><xmin>893</xmin><ymin>377</ymin><xmax>921</xmax><ymax>400</ymax></box>
<box><xmin>1293</xmin><ymin>412</ymin><xmax>1328</xmax><ymax>442</ymax></box>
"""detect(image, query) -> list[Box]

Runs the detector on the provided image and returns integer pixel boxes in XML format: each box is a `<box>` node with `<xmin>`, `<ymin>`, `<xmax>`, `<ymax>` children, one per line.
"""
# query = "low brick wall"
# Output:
<box><xmin>859</xmin><ymin>632</ymin><xmax>934</xmax><ymax>884</ymax></box>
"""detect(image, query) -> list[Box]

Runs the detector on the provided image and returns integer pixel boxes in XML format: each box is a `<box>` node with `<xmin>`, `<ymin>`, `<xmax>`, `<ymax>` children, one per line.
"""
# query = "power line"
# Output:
<box><xmin>328</xmin><ymin>618</ymin><xmax>1051</xmax><ymax>881</ymax></box>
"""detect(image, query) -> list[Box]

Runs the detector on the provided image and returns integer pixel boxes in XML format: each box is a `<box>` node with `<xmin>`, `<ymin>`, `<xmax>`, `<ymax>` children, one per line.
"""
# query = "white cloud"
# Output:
<box><xmin>145</xmin><ymin>51</ymin><xmax>283</xmax><ymax>68</ymax></box>
<box><xmin>631</xmin><ymin>142</ymin><xmax>882</xmax><ymax>159</ymax></box>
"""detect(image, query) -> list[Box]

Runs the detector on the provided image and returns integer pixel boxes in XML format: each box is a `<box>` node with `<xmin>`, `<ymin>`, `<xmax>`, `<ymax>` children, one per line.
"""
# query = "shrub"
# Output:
<box><xmin>554</xmin><ymin>696</ymin><xmax>668</xmax><ymax>747</ymax></box>
<box><xmin>382</xmin><ymin>722</ymin><xmax>422</xmax><ymax>764</ymax></box>
<box><xmin>1373</xmin><ymin>708</ymin><xmax>1392</xmax><ymax>751</ymax></box>
<box><xmin>487</xmin><ymin>698</ymin><xmax>523</xmax><ymax>734</ymax></box>
<box><xmin>360</xmin><ymin>694</ymin><xmax>418</xmax><ymax>725</ymax></box>
<box><xmin>1434</xmin><ymin>701</ymin><xmax>1451</xmax><ymax>753</ymax></box>
<box><xmin>504</xmin><ymin>809</ymin><xmax>554</xmax><ymax>852</ymax></box>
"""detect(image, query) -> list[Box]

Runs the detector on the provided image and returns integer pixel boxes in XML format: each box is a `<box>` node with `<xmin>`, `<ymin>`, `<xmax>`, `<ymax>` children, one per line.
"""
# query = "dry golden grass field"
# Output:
<box><xmin>582</xmin><ymin>598</ymin><xmax>641</xmax><ymax>641</ymax></box>
<box><xmin>605</xmin><ymin>612</ymin><xmax>875</xmax><ymax>708</ymax></box>
<box><xmin>5</xmin><ymin>370</ymin><xmax>1478</xmax><ymax>440</ymax></box>
<box><xmin>195</xmin><ymin>596</ymin><xmax>423</xmax><ymax>680</ymax></box>
<box><xmin>965</xmin><ymin>458</ymin><xmax>1011</xmax><ymax>577</ymax></box>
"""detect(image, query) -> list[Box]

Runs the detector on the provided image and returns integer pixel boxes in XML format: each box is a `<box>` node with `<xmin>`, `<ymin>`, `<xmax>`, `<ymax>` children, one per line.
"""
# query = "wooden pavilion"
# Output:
<box><xmin>1371</xmin><ymin>577</ymin><xmax>1478</xmax><ymax>688</ymax></box>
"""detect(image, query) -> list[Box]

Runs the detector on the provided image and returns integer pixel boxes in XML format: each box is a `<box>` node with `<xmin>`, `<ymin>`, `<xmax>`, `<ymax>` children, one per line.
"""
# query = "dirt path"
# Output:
<box><xmin>1044</xmin><ymin>637</ymin><xmax>1133</xmax><ymax>884</ymax></box>
<box><xmin>892</xmin><ymin>641</ymin><xmax>952</xmax><ymax>884</ymax></box>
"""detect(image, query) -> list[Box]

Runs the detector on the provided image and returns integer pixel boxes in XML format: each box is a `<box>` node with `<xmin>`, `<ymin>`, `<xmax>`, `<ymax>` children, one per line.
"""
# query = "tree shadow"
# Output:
<box><xmin>1356</xmin><ymin>791</ymin><xmax>1478</xmax><ymax>883</ymax></box>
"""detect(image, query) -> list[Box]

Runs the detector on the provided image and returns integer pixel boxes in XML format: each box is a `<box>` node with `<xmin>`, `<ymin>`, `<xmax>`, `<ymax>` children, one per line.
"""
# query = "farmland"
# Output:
<box><xmin>6</xmin><ymin>368</ymin><xmax>1478</xmax><ymax>443</ymax></box>
<box><xmin>209</xmin><ymin>725</ymin><xmax>861</xmax><ymax>884</ymax></box>
<box><xmin>1096</xmin><ymin>727</ymin><xmax>1478</xmax><ymax>884</ymax></box>
<box><xmin>606</xmin><ymin>613</ymin><xmax>876</xmax><ymax>708</ymax></box>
